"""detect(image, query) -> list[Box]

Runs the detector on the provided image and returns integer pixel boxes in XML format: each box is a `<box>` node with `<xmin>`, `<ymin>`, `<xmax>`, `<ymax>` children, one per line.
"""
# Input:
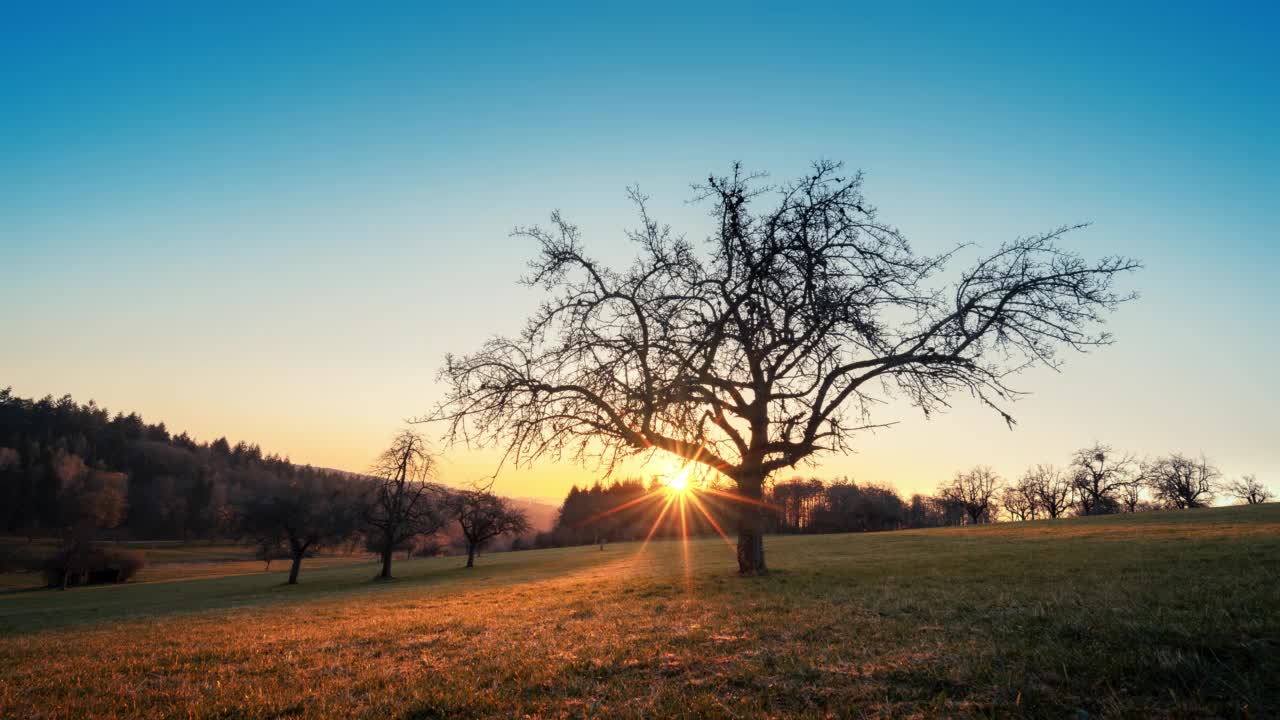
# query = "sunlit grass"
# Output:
<box><xmin>1</xmin><ymin>504</ymin><xmax>1277</xmax><ymax>718</ymax></box>
<box><xmin>0</xmin><ymin>539</ymin><xmax>369</xmax><ymax>591</ymax></box>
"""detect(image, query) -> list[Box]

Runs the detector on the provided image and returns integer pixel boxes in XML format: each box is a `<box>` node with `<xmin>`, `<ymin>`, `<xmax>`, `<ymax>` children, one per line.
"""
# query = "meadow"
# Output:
<box><xmin>1</xmin><ymin>504</ymin><xmax>1277</xmax><ymax>719</ymax></box>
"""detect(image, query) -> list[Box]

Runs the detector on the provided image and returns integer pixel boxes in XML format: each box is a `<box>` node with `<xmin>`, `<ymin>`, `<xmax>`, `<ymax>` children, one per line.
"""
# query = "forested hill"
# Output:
<box><xmin>1</xmin><ymin>387</ymin><xmax>369</xmax><ymax>539</ymax></box>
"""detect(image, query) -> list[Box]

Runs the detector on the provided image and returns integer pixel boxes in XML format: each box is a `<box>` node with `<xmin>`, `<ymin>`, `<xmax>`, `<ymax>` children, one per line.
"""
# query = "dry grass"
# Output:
<box><xmin>2</xmin><ymin>504</ymin><xmax>1277</xmax><ymax>718</ymax></box>
<box><xmin>0</xmin><ymin>540</ymin><xmax>368</xmax><ymax>590</ymax></box>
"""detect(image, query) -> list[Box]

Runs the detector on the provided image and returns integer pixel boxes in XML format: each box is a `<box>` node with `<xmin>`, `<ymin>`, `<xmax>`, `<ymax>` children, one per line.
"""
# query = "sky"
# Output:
<box><xmin>2</xmin><ymin>2</ymin><xmax>1277</xmax><ymax>501</ymax></box>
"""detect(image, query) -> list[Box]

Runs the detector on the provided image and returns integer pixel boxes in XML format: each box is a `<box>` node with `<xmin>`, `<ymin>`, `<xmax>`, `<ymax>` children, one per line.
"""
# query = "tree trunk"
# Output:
<box><xmin>379</xmin><ymin>546</ymin><xmax>394</xmax><ymax>579</ymax></box>
<box><xmin>466</xmin><ymin>542</ymin><xmax>476</xmax><ymax>568</ymax></box>
<box><xmin>735</xmin><ymin>473</ymin><xmax>767</xmax><ymax>576</ymax></box>
<box><xmin>288</xmin><ymin>554</ymin><xmax>302</xmax><ymax>585</ymax></box>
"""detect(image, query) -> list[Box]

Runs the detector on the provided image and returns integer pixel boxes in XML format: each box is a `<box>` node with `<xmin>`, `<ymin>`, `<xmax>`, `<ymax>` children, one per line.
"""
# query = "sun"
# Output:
<box><xmin>663</xmin><ymin>468</ymin><xmax>691</xmax><ymax>494</ymax></box>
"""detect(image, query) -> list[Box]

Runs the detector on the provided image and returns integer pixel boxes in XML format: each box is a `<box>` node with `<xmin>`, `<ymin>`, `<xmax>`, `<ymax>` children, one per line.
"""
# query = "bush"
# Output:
<box><xmin>42</xmin><ymin>545</ymin><xmax>146</xmax><ymax>587</ymax></box>
<box><xmin>108</xmin><ymin>548</ymin><xmax>146</xmax><ymax>581</ymax></box>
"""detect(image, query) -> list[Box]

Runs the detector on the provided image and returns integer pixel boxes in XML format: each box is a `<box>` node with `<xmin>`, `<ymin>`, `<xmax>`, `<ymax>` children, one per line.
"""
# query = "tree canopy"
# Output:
<box><xmin>432</xmin><ymin>163</ymin><xmax>1139</xmax><ymax>573</ymax></box>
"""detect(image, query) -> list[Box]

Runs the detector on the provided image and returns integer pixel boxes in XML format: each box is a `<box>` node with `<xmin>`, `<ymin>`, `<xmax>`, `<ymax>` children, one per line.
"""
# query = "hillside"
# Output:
<box><xmin>1</xmin><ymin>504</ymin><xmax>1277</xmax><ymax>718</ymax></box>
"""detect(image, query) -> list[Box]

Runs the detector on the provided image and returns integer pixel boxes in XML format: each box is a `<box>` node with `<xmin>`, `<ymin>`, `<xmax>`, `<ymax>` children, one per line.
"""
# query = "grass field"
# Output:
<box><xmin>0</xmin><ymin>539</ymin><xmax>370</xmax><ymax>591</ymax></box>
<box><xmin>1</xmin><ymin>505</ymin><xmax>1277</xmax><ymax>719</ymax></box>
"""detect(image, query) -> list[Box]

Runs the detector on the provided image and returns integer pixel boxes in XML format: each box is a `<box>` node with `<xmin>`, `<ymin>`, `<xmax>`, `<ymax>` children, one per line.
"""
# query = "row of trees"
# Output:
<box><xmin>539</xmin><ymin>443</ymin><xmax>1269</xmax><ymax>547</ymax></box>
<box><xmin>941</xmin><ymin>443</ymin><xmax>1271</xmax><ymax>524</ymax></box>
<box><xmin>540</xmin><ymin>476</ymin><xmax>967</xmax><ymax>546</ymax></box>
<box><xmin>536</xmin><ymin>479</ymin><xmax>739</xmax><ymax>547</ymax></box>
<box><xmin>0</xmin><ymin>390</ymin><xmax>530</xmax><ymax>586</ymax></box>
<box><xmin>0</xmin><ymin>387</ymin><xmax>334</xmax><ymax>540</ymax></box>
<box><xmin>237</xmin><ymin>435</ymin><xmax>530</xmax><ymax>584</ymax></box>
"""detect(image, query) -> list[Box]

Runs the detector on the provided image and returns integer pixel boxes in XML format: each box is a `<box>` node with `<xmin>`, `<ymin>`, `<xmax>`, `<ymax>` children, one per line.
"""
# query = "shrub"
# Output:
<box><xmin>42</xmin><ymin>545</ymin><xmax>147</xmax><ymax>587</ymax></box>
<box><xmin>106</xmin><ymin>548</ymin><xmax>146</xmax><ymax>581</ymax></box>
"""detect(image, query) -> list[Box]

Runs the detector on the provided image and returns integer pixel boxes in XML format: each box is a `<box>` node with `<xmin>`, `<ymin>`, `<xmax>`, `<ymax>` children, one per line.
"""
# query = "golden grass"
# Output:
<box><xmin>2</xmin><ymin>504</ymin><xmax>1278</xmax><ymax>718</ymax></box>
<box><xmin>0</xmin><ymin>540</ymin><xmax>369</xmax><ymax>589</ymax></box>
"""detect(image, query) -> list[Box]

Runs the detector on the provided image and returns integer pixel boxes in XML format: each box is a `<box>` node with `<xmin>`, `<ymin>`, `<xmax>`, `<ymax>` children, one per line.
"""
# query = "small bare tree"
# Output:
<box><xmin>1143</xmin><ymin>453</ymin><xmax>1222</xmax><ymax>509</ymax></box>
<box><xmin>253</xmin><ymin>538</ymin><xmax>286</xmax><ymax>572</ymax></box>
<box><xmin>1001</xmin><ymin>475</ymin><xmax>1039</xmax><ymax>521</ymax></box>
<box><xmin>239</xmin><ymin>478</ymin><xmax>360</xmax><ymax>585</ymax></box>
<box><xmin>448</xmin><ymin>485</ymin><xmax>530</xmax><ymax>568</ymax></box>
<box><xmin>431</xmin><ymin>163</ymin><xmax>1139</xmax><ymax>574</ymax></box>
<box><xmin>365</xmin><ymin>430</ymin><xmax>445</xmax><ymax>580</ymax></box>
<box><xmin>1118</xmin><ymin>481</ymin><xmax>1145</xmax><ymax>513</ymax></box>
<box><xmin>1069</xmin><ymin>444</ymin><xmax>1137</xmax><ymax>515</ymax></box>
<box><xmin>941</xmin><ymin>467</ymin><xmax>1002</xmax><ymax>525</ymax></box>
<box><xmin>1023</xmin><ymin>464</ymin><xmax>1071</xmax><ymax>518</ymax></box>
<box><xmin>1227</xmin><ymin>474</ymin><xmax>1272</xmax><ymax>505</ymax></box>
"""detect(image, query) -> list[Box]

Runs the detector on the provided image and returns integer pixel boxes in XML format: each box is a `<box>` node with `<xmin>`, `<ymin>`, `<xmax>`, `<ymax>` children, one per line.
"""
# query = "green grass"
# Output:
<box><xmin>0</xmin><ymin>539</ymin><xmax>369</xmax><ymax>590</ymax></box>
<box><xmin>1</xmin><ymin>504</ymin><xmax>1277</xmax><ymax>718</ymax></box>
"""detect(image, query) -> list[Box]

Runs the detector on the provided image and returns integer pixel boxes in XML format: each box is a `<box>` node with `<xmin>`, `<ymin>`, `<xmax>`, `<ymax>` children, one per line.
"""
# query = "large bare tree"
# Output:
<box><xmin>432</xmin><ymin>162</ymin><xmax>1139</xmax><ymax>574</ymax></box>
<box><xmin>365</xmin><ymin>430</ymin><xmax>445</xmax><ymax>580</ymax></box>
<box><xmin>1070</xmin><ymin>444</ymin><xmax>1138</xmax><ymax>516</ymax></box>
<box><xmin>941</xmin><ymin>466</ymin><xmax>1003</xmax><ymax>525</ymax></box>
<box><xmin>1001</xmin><ymin>474</ymin><xmax>1039</xmax><ymax>521</ymax></box>
<box><xmin>1024</xmin><ymin>464</ymin><xmax>1072</xmax><ymax>518</ymax></box>
<box><xmin>1143</xmin><ymin>453</ymin><xmax>1222</xmax><ymax>509</ymax></box>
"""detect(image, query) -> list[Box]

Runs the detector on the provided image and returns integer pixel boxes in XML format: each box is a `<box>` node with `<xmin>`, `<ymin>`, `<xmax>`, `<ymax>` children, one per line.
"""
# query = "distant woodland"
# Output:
<box><xmin>2</xmin><ymin>388</ymin><xmax>1266</xmax><ymax>554</ymax></box>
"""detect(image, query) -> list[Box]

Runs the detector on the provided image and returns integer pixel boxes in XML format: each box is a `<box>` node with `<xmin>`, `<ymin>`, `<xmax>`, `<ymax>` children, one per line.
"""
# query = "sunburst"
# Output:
<box><xmin>569</xmin><ymin>454</ymin><xmax>782</xmax><ymax>569</ymax></box>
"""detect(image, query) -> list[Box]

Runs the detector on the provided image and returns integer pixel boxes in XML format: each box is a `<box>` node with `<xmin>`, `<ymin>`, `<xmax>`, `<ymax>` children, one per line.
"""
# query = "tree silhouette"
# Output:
<box><xmin>1143</xmin><ymin>453</ymin><xmax>1221</xmax><ymax>509</ymax></box>
<box><xmin>448</xmin><ymin>485</ymin><xmax>530</xmax><ymax>568</ymax></box>
<box><xmin>1070</xmin><ymin>444</ymin><xmax>1137</xmax><ymax>515</ymax></box>
<box><xmin>1024</xmin><ymin>464</ymin><xmax>1072</xmax><ymax>518</ymax></box>
<box><xmin>432</xmin><ymin>162</ymin><xmax>1139</xmax><ymax>574</ymax></box>
<box><xmin>365</xmin><ymin>430</ymin><xmax>444</xmax><ymax>580</ymax></box>
<box><xmin>1227</xmin><ymin>474</ymin><xmax>1272</xmax><ymax>505</ymax></box>
<box><xmin>1001</xmin><ymin>475</ymin><xmax>1038</xmax><ymax>521</ymax></box>
<box><xmin>941</xmin><ymin>466</ymin><xmax>1002</xmax><ymax>525</ymax></box>
<box><xmin>238</xmin><ymin>478</ymin><xmax>360</xmax><ymax>585</ymax></box>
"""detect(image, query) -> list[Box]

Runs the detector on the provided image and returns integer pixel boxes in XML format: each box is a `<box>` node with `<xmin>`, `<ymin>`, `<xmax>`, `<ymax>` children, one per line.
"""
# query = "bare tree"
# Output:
<box><xmin>238</xmin><ymin>478</ymin><xmax>360</xmax><ymax>585</ymax></box>
<box><xmin>1069</xmin><ymin>444</ymin><xmax>1137</xmax><ymax>515</ymax></box>
<box><xmin>940</xmin><ymin>466</ymin><xmax>1002</xmax><ymax>525</ymax></box>
<box><xmin>1023</xmin><ymin>464</ymin><xmax>1071</xmax><ymax>518</ymax></box>
<box><xmin>1227</xmin><ymin>474</ymin><xmax>1272</xmax><ymax>505</ymax></box>
<box><xmin>448</xmin><ymin>485</ymin><xmax>530</xmax><ymax>568</ymax></box>
<box><xmin>431</xmin><ymin>162</ymin><xmax>1139</xmax><ymax>574</ymax></box>
<box><xmin>1118</xmin><ymin>480</ymin><xmax>1145</xmax><ymax>513</ymax></box>
<box><xmin>1001</xmin><ymin>475</ymin><xmax>1039</xmax><ymax>521</ymax></box>
<box><xmin>253</xmin><ymin>538</ymin><xmax>286</xmax><ymax>572</ymax></box>
<box><xmin>1143</xmin><ymin>453</ymin><xmax>1222</xmax><ymax>509</ymax></box>
<box><xmin>365</xmin><ymin>430</ymin><xmax>445</xmax><ymax>580</ymax></box>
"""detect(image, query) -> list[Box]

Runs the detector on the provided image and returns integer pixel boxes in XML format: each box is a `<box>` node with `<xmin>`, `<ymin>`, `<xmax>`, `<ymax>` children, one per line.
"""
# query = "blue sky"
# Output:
<box><xmin>2</xmin><ymin>2</ymin><xmax>1277</xmax><ymax>498</ymax></box>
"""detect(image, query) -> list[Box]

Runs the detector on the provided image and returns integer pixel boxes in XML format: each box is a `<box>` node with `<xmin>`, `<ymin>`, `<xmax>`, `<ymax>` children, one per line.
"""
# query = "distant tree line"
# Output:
<box><xmin>536</xmin><ymin>443</ymin><xmax>1270</xmax><ymax>547</ymax></box>
<box><xmin>940</xmin><ymin>443</ymin><xmax>1271</xmax><ymax>524</ymax></box>
<box><xmin>534</xmin><ymin>479</ymin><xmax>738</xmax><ymax>548</ymax></box>
<box><xmin>535</xmin><ymin>476</ymin><xmax>964</xmax><ymax>548</ymax></box>
<box><xmin>5</xmin><ymin>388</ymin><xmax>1268</xmax><ymax>575</ymax></box>
<box><xmin>0</xmin><ymin>389</ymin><xmax>529</xmax><ymax>585</ymax></box>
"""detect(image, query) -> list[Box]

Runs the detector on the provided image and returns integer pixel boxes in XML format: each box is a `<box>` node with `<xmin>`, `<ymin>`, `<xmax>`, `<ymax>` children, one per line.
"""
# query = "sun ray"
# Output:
<box><xmin>699</xmin><ymin>486</ymin><xmax>783</xmax><ymax>511</ymax></box>
<box><xmin>686</xmin><ymin>490</ymin><xmax>736</xmax><ymax>548</ymax></box>
<box><xmin>573</xmin><ymin>488</ymin><xmax>666</xmax><ymax>529</ymax></box>
<box><xmin>640</xmin><ymin>494</ymin><xmax>677</xmax><ymax>548</ymax></box>
<box><xmin>678</xmin><ymin>494</ymin><xmax>692</xmax><ymax>590</ymax></box>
